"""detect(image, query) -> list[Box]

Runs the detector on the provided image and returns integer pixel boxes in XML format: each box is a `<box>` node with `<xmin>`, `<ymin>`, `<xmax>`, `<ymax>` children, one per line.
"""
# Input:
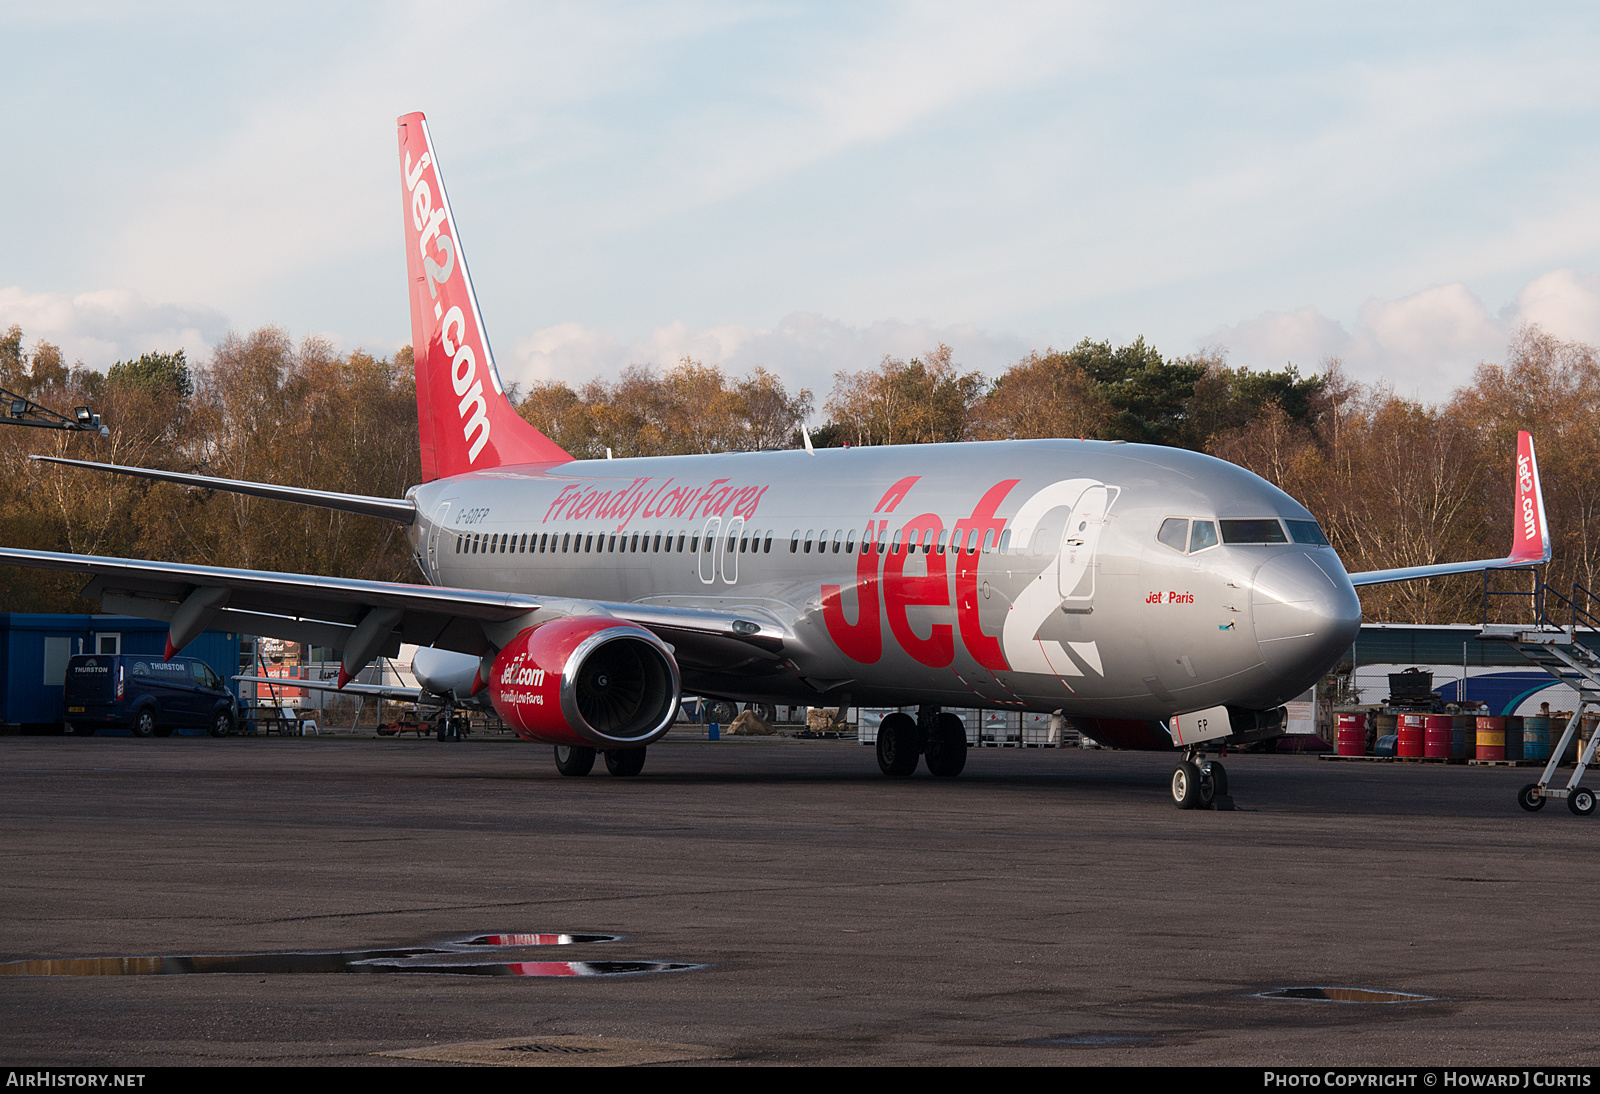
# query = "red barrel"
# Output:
<box><xmin>1337</xmin><ymin>713</ymin><xmax>1367</xmax><ymax>756</ymax></box>
<box><xmin>1424</xmin><ymin>715</ymin><xmax>1453</xmax><ymax>758</ymax></box>
<box><xmin>1476</xmin><ymin>716</ymin><xmax>1505</xmax><ymax>761</ymax></box>
<box><xmin>1399</xmin><ymin>714</ymin><xmax>1426</xmax><ymax>758</ymax></box>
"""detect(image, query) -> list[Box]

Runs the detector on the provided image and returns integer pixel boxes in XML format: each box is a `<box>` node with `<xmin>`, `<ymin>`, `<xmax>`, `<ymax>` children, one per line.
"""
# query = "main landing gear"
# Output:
<box><xmin>876</xmin><ymin>705</ymin><xmax>968</xmax><ymax>778</ymax></box>
<box><xmin>1171</xmin><ymin>748</ymin><xmax>1233</xmax><ymax>811</ymax></box>
<box><xmin>553</xmin><ymin>744</ymin><xmax>647</xmax><ymax>777</ymax></box>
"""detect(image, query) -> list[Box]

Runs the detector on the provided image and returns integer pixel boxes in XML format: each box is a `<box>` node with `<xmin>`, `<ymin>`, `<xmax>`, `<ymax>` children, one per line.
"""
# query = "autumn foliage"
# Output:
<box><xmin>0</xmin><ymin>319</ymin><xmax>1592</xmax><ymax>626</ymax></box>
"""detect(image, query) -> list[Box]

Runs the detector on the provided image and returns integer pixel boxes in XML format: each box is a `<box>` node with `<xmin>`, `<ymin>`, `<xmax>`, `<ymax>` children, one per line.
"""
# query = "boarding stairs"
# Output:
<box><xmin>1477</xmin><ymin>580</ymin><xmax>1600</xmax><ymax>814</ymax></box>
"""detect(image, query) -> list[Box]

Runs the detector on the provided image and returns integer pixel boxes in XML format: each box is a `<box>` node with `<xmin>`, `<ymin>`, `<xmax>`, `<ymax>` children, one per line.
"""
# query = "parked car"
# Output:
<box><xmin>63</xmin><ymin>654</ymin><xmax>238</xmax><ymax>738</ymax></box>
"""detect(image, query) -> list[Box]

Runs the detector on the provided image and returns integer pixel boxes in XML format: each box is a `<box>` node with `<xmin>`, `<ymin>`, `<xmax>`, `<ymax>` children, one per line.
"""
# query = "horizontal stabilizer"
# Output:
<box><xmin>32</xmin><ymin>456</ymin><xmax>416</xmax><ymax>524</ymax></box>
<box><xmin>1348</xmin><ymin>430</ymin><xmax>1551</xmax><ymax>587</ymax></box>
<box><xmin>233</xmin><ymin>674</ymin><xmax>427</xmax><ymax>703</ymax></box>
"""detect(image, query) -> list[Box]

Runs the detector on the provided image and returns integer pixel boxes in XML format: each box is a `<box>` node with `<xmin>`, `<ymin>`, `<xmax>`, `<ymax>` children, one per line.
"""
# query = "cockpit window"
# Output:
<box><xmin>1220</xmin><ymin>519</ymin><xmax>1288</xmax><ymax>544</ymax></box>
<box><xmin>1157</xmin><ymin>518</ymin><xmax>1189</xmax><ymax>553</ymax></box>
<box><xmin>1189</xmin><ymin>520</ymin><xmax>1218</xmax><ymax>552</ymax></box>
<box><xmin>1286</xmin><ymin>520</ymin><xmax>1330</xmax><ymax>546</ymax></box>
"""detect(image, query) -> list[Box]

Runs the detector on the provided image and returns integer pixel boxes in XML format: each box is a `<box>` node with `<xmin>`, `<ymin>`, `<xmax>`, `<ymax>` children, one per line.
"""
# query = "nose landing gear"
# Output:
<box><xmin>1172</xmin><ymin>749</ymin><xmax>1233</xmax><ymax>810</ymax></box>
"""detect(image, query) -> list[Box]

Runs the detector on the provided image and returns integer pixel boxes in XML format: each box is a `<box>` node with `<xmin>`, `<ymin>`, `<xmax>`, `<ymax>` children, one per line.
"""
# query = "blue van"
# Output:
<box><xmin>63</xmin><ymin>654</ymin><xmax>238</xmax><ymax>737</ymax></box>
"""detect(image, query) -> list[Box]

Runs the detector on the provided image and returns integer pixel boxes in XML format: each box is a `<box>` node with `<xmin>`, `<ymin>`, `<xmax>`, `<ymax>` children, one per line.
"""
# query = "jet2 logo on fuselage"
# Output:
<box><xmin>822</xmin><ymin>476</ymin><xmax>1116</xmax><ymax>684</ymax></box>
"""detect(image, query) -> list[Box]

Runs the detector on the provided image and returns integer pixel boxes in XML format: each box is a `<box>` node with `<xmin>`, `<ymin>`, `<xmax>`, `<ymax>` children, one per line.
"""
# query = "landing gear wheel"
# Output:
<box><xmin>1204</xmin><ymin>761</ymin><xmax>1229</xmax><ymax>799</ymax></box>
<box><xmin>604</xmin><ymin>747</ymin><xmax>647</xmax><ymax>777</ymax></box>
<box><xmin>706</xmin><ymin>700</ymin><xmax>738</xmax><ymax>725</ymax></box>
<box><xmin>924</xmin><ymin>712</ymin><xmax>968</xmax><ymax>777</ymax></box>
<box><xmin>554</xmin><ymin>745</ymin><xmax>597</xmax><ymax>777</ymax></box>
<box><xmin>1518</xmin><ymin>783</ymin><xmax>1547</xmax><ymax>812</ymax></box>
<box><xmin>1172</xmin><ymin>761</ymin><xmax>1211</xmax><ymax>809</ymax></box>
<box><xmin>876</xmin><ymin>712</ymin><xmax>919</xmax><ymax>777</ymax></box>
<box><xmin>209</xmin><ymin>710</ymin><xmax>233</xmax><ymax>738</ymax></box>
<box><xmin>750</xmin><ymin>703</ymin><xmax>777</xmax><ymax>724</ymax></box>
<box><xmin>1568</xmin><ymin>786</ymin><xmax>1596</xmax><ymax>817</ymax></box>
<box><xmin>130</xmin><ymin>709</ymin><xmax>156</xmax><ymax>738</ymax></box>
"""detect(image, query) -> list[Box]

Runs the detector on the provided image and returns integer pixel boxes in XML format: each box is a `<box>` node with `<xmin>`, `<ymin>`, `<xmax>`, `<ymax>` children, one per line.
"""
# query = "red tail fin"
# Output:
<box><xmin>397</xmin><ymin>112</ymin><xmax>571</xmax><ymax>480</ymax></box>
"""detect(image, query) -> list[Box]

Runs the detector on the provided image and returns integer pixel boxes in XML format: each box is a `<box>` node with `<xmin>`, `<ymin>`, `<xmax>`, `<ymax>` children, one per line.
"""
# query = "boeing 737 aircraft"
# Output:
<box><xmin>1</xmin><ymin>112</ymin><xmax>1552</xmax><ymax>808</ymax></box>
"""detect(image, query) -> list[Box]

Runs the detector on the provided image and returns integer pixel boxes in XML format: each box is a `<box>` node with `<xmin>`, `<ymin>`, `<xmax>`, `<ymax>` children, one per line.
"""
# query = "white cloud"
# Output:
<box><xmin>0</xmin><ymin>287</ymin><xmax>229</xmax><ymax>371</ymax></box>
<box><xmin>1514</xmin><ymin>269</ymin><xmax>1600</xmax><ymax>348</ymax></box>
<box><xmin>1346</xmin><ymin>283</ymin><xmax>1503</xmax><ymax>384</ymax></box>
<box><xmin>508</xmin><ymin>311</ymin><xmax>1032</xmax><ymax>412</ymax></box>
<box><xmin>1206</xmin><ymin>269</ymin><xmax>1600</xmax><ymax>395</ymax></box>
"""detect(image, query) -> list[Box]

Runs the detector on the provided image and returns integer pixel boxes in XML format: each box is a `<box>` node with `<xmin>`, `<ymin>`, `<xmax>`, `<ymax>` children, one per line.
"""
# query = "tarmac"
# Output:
<box><xmin>2</xmin><ymin>733</ymin><xmax>1597</xmax><ymax>1067</ymax></box>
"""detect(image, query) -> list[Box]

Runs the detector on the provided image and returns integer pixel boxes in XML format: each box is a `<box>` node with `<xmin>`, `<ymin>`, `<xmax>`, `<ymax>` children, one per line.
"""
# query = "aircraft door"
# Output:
<box><xmin>1058</xmin><ymin>485</ymin><xmax>1110</xmax><ymax>605</ymax></box>
<box><xmin>698</xmin><ymin>517</ymin><xmax>721</xmax><ymax>584</ymax></box>
<box><xmin>721</xmin><ymin>517</ymin><xmax>745</xmax><ymax>585</ymax></box>
<box><xmin>426</xmin><ymin>502</ymin><xmax>451</xmax><ymax>581</ymax></box>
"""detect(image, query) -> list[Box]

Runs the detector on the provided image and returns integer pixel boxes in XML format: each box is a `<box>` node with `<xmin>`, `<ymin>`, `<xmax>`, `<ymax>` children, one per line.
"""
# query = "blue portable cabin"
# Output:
<box><xmin>0</xmin><ymin>614</ymin><xmax>242</xmax><ymax>734</ymax></box>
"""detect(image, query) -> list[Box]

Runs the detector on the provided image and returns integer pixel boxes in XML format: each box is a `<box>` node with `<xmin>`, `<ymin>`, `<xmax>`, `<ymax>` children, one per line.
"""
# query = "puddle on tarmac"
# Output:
<box><xmin>1025</xmin><ymin>1033</ymin><xmax>1157</xmax><ymax>1047</ymax></box>
<box><xmin>1256</xmin><ymin>987</ymin><xmax>1436</xmax><ymax>1003</ymax></box>
<box><xmin>0</xmin><ymin>933</ymin><xmax>702</xmax><ymax>978</ymax></box>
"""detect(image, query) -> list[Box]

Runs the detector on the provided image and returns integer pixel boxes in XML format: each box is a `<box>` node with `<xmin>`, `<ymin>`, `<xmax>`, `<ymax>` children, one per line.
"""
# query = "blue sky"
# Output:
<box><xmin>5</xmin><ymin>2</ymin><xmax>1600</xmax><ymax>408</ymax></box>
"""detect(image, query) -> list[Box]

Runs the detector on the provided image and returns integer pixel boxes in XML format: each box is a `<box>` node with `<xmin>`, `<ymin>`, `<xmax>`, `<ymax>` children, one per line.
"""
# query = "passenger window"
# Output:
<box><xmin>764</xmin><ymin>534</ymin><xmax>773</xmax><ymax>554</ymax></box>
<box><xmin>891</xmin><ymin>529</ymin><xmax>902</xmax><ymax>555</ymax></box>
<box><xmin>790</xmin><ymin>531</ymin><xmax>799</xmax><ymax>553</ymax></box>
<box><xmin>1189</xmin><ymin>521</ymin><xmax>1218</xmax><ymax>552</ymax></box>
<box><xmin>833</xmin><ymin>530</ymin><xmax>843</xmax><ymax>554</ymax></box>
<box><xmin>804</xmin><ymin>531</ymin><xmax>813</xmax><ymax>554</ymax></box>
<box><xmin>998</xmin><ymin>529</ymin><xmax>1011</xmax><ymax>553</ymax></box>
<box><xmin>845</xmin><ymin>529</ymin><xmax>855</xmax><ymax>553</ymax></box>
<box><xmin>1157</xmin><ymin>518</ymin><xmax>1189</xmax><ymax>553</ymax></box>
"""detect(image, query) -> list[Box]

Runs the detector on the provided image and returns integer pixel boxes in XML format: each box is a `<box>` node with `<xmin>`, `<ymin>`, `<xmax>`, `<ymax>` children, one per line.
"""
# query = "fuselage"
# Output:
<box><xmin>403</xmin><ymin>438</ymin><xmax>1362</xmax><ymax>729</ymax></box>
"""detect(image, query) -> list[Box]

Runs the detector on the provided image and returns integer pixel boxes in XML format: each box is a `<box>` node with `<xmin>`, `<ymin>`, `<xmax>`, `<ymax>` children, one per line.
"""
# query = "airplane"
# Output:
<box><xmin>232</xmin><ymin>659</ymin><xmax>483</xmax><ymax>740</ymax></box>
<box><xmin>1</xmin><ymin>112</ymin><xmax>1552</xmax><ymax>807</ymax></box>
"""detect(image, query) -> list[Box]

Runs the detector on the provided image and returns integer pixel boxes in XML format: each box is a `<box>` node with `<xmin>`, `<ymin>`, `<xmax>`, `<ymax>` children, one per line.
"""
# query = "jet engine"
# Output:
<box><xmin>487</xmin><ymin>617</ymin><xmax>681</xmax><ymax>748</ymax></box>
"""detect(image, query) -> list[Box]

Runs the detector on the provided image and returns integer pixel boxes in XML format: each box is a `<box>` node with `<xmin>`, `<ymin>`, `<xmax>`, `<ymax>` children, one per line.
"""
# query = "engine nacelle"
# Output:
<box><xmin>487</xmin><ymin>617</ymin><xmax>681</xmax><ymax>748</ymax></box>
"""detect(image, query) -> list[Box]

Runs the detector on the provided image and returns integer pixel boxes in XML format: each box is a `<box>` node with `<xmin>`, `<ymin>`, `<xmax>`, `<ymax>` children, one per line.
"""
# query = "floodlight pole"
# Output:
<box><xmin>0</xmin><ymin>388</ymin><xmax>108</xmax><ymax>437</ymax></box>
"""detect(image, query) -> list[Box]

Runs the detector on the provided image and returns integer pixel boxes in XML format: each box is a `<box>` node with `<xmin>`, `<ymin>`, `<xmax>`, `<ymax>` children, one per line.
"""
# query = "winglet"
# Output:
<box><xmin>397</xmin><ymin>112</ymin><xmax>572</xmax><ymax>480</ymax></box>
<box><xmin>1507</xmin><ymin>430</ymin><xmax>1551</xmax><ymax>565</ymax></box>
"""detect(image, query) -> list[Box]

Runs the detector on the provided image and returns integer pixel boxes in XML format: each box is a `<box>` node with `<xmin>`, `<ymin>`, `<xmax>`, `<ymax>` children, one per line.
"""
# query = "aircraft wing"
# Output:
<box><xmin>1346</xmin><ymin>430</ymin><xmax>1551</xmax><ymax>588</ymax></box>
<box><xmin>0</xmin><ymin>547</ymin><xmax>788</xmax><ymax>673</ymax></box>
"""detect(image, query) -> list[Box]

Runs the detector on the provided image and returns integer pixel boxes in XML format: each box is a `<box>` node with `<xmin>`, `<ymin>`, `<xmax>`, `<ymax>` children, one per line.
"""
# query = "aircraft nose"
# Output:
<box><xmin>1249</xmin><ymin>552</ymin><xmax>1362</xmax><ymax>679</ymax></box>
